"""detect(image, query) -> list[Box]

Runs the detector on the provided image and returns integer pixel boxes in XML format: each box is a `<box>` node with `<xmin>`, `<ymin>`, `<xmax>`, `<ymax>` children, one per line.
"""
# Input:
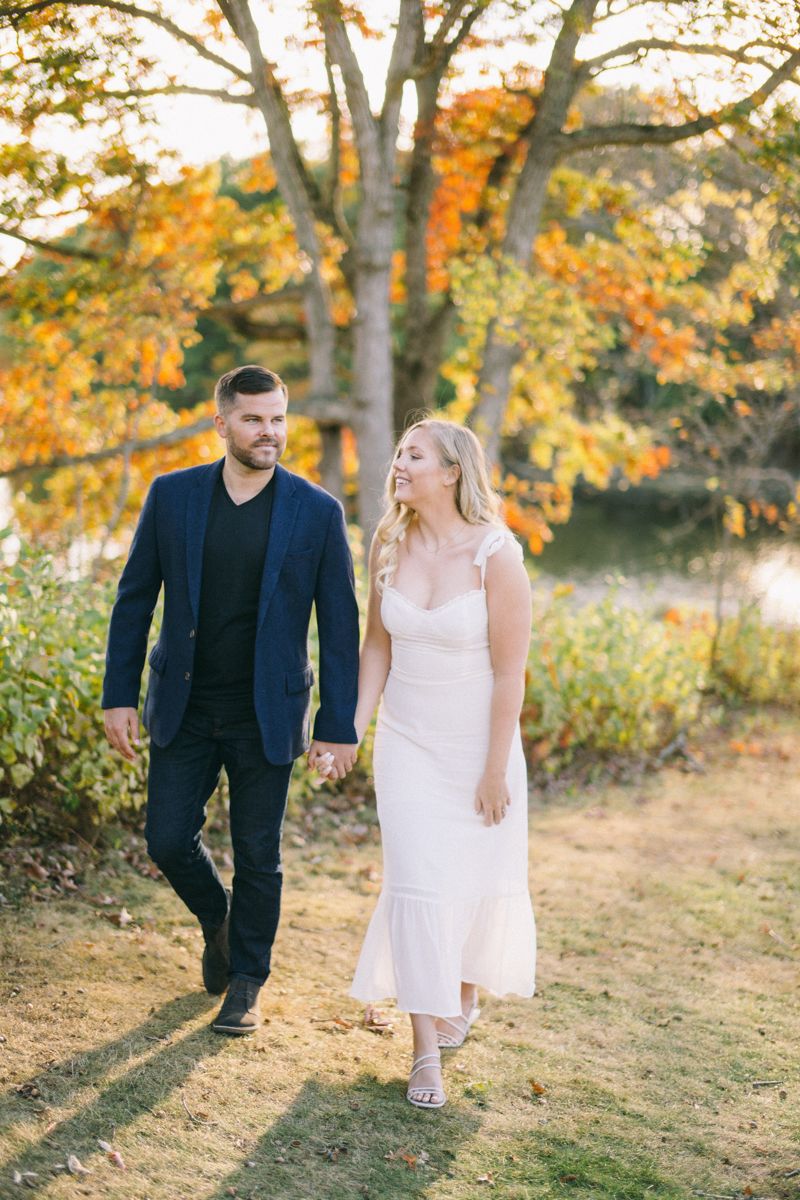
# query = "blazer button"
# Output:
<box><xmin>189</xmin><ymin>629</ymin><xmax>195</xmax><ymax>638</ymax></box>
<box><xmin>185</xmin><ymin>672</ymin><xmax>191</xmax><ymax>681</ymax></box>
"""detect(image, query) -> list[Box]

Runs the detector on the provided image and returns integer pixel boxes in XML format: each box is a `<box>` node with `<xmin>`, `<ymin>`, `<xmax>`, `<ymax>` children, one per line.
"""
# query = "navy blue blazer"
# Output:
<box><xmin>102</xmin><ymin>459</ymin><xmax>360</xmax><ymax>764</ymax></box>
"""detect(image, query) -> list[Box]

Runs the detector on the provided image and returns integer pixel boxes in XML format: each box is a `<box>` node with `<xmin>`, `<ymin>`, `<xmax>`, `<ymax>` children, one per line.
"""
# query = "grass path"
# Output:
<box><xmin>2</xmin><ymin>713</ymin><xmax>800</xmax><ymax>1200</ymax></box>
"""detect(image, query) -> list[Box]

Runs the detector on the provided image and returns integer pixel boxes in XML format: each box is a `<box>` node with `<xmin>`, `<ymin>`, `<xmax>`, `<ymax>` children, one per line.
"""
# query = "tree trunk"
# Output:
<box><xmin>317</xmin><ymin>0</ymin><xmax>419</xmax><ymax>537</ymax></box>
<box><xmin>395</xmin><ymin>9</ymin><xmax>483</xmax><ymax>428</ymax></box>
<box><xmin>395</xmin><ymin>70</ymin><xmax>440</xmax><ymax>427</ymax></box>
<box><xmin>351</xmin><ymin>251</ymin><xmax>396</xmax><ymax>532</ymax></box>
<box><xmin>469</xmin><ymin>0</ymin><xmax>599</xmax><ymax>459</ymax></box>
<box><xmin>395</xmin><ymin>295</ymin><xmax>457</xmax><ymax>428</ymax></box>
<box><xmin>318</xmin><ymin>424</ymin><xmax>345</xmax><ymax>507</ymax></box>
<box><xmin>225</xmin><ymin>0</ymin><xmax>345</xmax><ymax>499</ymax></box>
<box><xmin>470</xmin><ymin>137</ymin><xmax>562</xmax><ymax>460</ymax></box>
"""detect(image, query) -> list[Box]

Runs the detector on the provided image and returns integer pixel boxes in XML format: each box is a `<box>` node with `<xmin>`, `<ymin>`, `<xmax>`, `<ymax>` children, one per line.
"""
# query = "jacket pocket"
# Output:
<box><xmin>148</xmin><ymin>645</ymin><xmax>167</xmax><ymax>675</ymax></box>
<box><xmin>286</xmin><ymin>665</ymin><xmax>315</xmax><ymax>695</ymax></box>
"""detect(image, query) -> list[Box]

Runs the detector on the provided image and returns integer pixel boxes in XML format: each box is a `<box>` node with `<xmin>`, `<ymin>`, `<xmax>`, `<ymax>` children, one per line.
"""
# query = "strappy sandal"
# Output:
<box><xmin>406</xmin><ymin>1052</ymin><xmax>446</xmax><ymax>1109</ymax></box>
<box><xmin>436</xmin><ymin>1003</ymin><xmax>481</xmax><ymax>1048</ymax></box>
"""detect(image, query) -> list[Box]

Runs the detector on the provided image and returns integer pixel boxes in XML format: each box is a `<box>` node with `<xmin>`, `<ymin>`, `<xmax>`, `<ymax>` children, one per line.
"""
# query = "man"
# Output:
<box><xmin>102</xmin><ymin>365</ymin><xmax>359</xmax><ymax>1034</ymax></box>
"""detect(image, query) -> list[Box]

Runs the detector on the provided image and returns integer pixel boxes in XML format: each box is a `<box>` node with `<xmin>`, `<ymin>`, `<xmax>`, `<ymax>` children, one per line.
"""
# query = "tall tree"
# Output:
<box><xmin>2</xmin><ymin>0</ymin><xmax>798</xmax><ymax>531</ymax></box>
<box><xmin>0</xmin><ymin>0</ymin><xmax>490</xmax><ymax>531</ymax></box>
<box><xmin>463</xmin><ymin>0</ymin><xmax>800</xmax><ymax>458</ymax></box>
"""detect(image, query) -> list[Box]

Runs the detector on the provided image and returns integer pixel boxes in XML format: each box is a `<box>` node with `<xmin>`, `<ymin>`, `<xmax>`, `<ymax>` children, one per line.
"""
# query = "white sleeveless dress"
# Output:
<box><xmin>349</xmin><ymin>529</ymin><xmax>537</xmax><ymax>1018</ymax></box>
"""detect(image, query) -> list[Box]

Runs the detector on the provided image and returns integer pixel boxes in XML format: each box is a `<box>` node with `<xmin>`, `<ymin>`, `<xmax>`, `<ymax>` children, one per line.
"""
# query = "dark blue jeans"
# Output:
<box><xmin>145</xmin><ymin>706</ymin><xmax>293</xmax><ymax>986</ymax></box>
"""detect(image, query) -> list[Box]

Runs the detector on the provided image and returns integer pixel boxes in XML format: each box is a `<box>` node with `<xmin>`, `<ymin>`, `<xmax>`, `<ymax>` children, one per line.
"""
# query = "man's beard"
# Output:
<box><xmin>227</xmin><ymin>432</ymin><xmax>283</xmax><ymax>471</ymax></box>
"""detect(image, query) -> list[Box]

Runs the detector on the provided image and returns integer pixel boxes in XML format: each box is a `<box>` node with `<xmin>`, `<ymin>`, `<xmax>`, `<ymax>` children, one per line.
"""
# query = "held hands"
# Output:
<box><xmin>308</xmin><ymin>740</ymin><xmax>358</xmax><ymax>781</ymax></box>
<box><xmin>104</xmin><ymin>707</ymin><xmax>141</xmax><ymax>762</ymax></box>
<box><xmin>475</xmin><ymin>768</ymin><xmax>510</xmax><ymax>827</ymax></box>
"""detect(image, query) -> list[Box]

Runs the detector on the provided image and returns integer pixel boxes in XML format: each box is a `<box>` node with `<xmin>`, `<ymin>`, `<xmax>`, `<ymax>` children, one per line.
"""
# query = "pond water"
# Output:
<box><xmin>532</xmin><ymin>493</ymin><xmax>800</xmax><ymax>626</ymax></box>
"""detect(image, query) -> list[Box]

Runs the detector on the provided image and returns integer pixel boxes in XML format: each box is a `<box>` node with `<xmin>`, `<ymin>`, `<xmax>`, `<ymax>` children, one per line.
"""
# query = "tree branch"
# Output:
<box><xmin>317</xmin><ymin>6</ymin><xmax>380</xmax><ymax>187</ymax></box>
<box><xmin>581</xmin><ymin>37</ymin><xmax>780</xmax><ymax>75</ymax></box>
<box><xmin>561</xmin><ymin>48</ymin><xmax>800</xmax><ymax>153</ymax></box>
<box><xmin>103</xmin><ymin>84</ymin><xmax>257</xmax><ymax>106</ymax></box>
<box><xmin>0</xmin><ymin>417</ymin><xmax>216</xmax><ymax>480</ymax></box>
<box><xmin>41</xmin><ymin>0</ymin><xmax>251</xmax><ymax>81</ymax></box>
<box><xmin>412</xmin><ymin>0</ymin><xmax>485</xmax><ymax>78</ymax></box>
<box><xmin>323</xmin><ymin>49</ymin><xmax>355</xmax><ymax>250</ymax></box>
<box><xmin>202</xmin><ymin>285</ymin><xmax>306</xmax><ymax>320</ymax></box>
<box><xmin>0</xmin><ymin>225</ymin><xmax>103</xmax><ymax>260</ymax></box>
<box><xmin>381</xmin><ymin>0</ymin><xmax>421</xmax><ymax>142</ymax></box>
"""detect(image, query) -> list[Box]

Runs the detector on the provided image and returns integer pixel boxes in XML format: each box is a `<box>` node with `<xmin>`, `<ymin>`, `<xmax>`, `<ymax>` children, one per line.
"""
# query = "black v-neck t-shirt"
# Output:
<box><xmin>188</xmin><ymin>472</ymin><xmax>275</xmax><ymax>715</ymax></box>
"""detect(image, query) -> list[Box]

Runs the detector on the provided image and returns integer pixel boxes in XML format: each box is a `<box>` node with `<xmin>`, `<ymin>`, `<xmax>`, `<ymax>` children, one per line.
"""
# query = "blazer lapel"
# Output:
<box><xmin>186</xmin><ymin>458</ymin><xmax>224</xmax><ymax>622</ymax></box>
<box><xmin>257</xmin><ymin>464</ymin><xmax>300</xmax><ymax>633</ymax></box>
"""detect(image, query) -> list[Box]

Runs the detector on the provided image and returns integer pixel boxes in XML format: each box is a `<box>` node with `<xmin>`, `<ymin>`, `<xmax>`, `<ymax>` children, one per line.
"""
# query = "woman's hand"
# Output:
<box><xmin>475</xmin><ymin>769</ymin><xmax>510</xmax><ymax>827</ymax></box>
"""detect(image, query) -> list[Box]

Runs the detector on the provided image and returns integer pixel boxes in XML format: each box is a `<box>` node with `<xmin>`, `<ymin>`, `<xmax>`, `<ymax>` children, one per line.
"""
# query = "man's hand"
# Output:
<box><xmin>104</xmin><ymin>707</ymin><xmax>141</xmax><ymax>762</ymax></box>
<box><xmin>307</xmin><ymin>740</ymin><xmax>358</xmax><ymax>781</ymax></box>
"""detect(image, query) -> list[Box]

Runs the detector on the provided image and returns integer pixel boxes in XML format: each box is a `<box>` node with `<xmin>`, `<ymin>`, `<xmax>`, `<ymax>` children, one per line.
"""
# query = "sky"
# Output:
<box><xmin>135</xmin><ymin>0</ymin><xmax>659</xmax><ymax>165</ymax></box>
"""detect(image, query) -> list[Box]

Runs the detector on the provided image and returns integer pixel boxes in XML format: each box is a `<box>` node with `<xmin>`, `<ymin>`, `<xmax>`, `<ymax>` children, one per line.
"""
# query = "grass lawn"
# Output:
<box><xmin>2</xmin><ymin>710</ymin><xmax>800</xmax><ymax>1200</ymax></box>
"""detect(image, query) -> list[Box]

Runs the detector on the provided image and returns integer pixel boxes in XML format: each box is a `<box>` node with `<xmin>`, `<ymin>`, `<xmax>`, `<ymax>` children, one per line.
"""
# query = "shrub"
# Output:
<box><xmin>522</xmin><ymin>587</ymin><xmax>710</xmax><ymax>772</ymax></box>
<box><xmin>713</xmin><ymin>608</ymin><xmax>800</xmax><ymax>706</ymax></box>
<box><xmin>0</xmin><ymin>544</ymin><xmax>147</xmax><ymax>837</ymax></box>
<box><xmin>4</xmin><ymin>539</ymin><xmax>800</xmax><ymax>844</ymax></box>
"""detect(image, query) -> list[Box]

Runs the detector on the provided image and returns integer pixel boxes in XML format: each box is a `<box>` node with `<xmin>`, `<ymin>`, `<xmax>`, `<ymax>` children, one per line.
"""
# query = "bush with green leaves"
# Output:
<box><xmin>713</xmin><ymin>608</ymin><xmax>800</xmax><ymax>706</ymax></box>
<box><xmin>0</xmin><ymin>543</ymin><xmax>147</xmax><ymax>837</ymax></box>
<box><xmin>4</xmin><ymin>540</ymin><xmax>800</xmax><ymax>843</ymax></box>
<box><xmin>522</xmin><ymin>588</ymin><xmax>711</xmax><ymax>772</ymax></box>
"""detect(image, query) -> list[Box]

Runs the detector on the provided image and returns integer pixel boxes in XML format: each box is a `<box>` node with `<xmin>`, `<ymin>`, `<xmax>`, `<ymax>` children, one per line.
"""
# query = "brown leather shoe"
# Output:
<box><xmin>212</xmin><ymin>978</ymin><xmax>261</xmax><ymax>1035</ymax></box>
<box><xmin>201</xmin><ymin>889</ymin><xmax>231</xmax><ymax>995</ymax></box>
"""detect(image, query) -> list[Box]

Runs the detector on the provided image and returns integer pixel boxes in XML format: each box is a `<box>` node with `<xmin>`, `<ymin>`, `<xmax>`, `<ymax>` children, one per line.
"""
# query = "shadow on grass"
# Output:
<box><xmin>202</xmin><ymin>1076</ymin><xmax>689</xmax><ymax>1200</ymax></box>
<box><xmin>0</xmin><ymin>990</ymin><xmax>222</xmax><ymax>1184</ymax></box>
<box><xmin>206</xmin><ymin>1070</ymin><xmax>482</xmax><ymax>1200</ymax></box>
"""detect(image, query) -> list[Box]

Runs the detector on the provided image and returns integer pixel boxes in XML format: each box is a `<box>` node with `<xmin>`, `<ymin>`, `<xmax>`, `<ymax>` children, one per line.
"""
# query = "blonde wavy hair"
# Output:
<box><xmin>374</xmin><ymin>418</ymin><xmax>506</xmax><ymax>595</ymax></box>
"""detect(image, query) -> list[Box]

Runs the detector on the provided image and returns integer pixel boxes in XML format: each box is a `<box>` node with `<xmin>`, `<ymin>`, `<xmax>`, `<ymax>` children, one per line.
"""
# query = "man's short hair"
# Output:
<box><xmin>214</xmin><ymin>365</ymin><xmax>288</xmax><ymax>414</ymax></box>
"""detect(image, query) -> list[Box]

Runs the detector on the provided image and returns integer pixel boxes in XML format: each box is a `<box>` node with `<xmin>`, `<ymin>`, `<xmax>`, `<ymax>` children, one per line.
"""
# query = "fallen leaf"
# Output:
<box><xmin>66</xmin><ymin>1154</ymin><xmax>91</xmax><ymax>1176</ymax></box>
<box><xmin>341</xmin><ymin>823</ymin><xmax>369</xmax><ymax>845</ymax></box>
<box><xmin>399</xmin><ymin>1152</ymin><xmax>417</xmax><ymax>1170</ymax></box>
<box><xmin>561</xmin><ymin>1174</ymin><xmax>578</xmax><ymax>1183</ymax></box>
<box><xmin>21</xmin><ymin>857</ymin><xmax>49</xmax><ymax>881</ymax></box>
<box><xmin>14</xmin><ymin>1082</ymin><xmax>41</xmax><ymax>1099</ymax></box>
<box><xmin>529</xmin><ymin>1080</ymin><xmax>546</xmax><ymax>1094</ymax></box>
<box><xmin>317</xmin><ymin>1144</ymin><xmax>347</xmax><ymax>1162</ymax></box>
<box><xmin>363</xmin><ymin>1004</ymin><xmax>393</xmax><ymax>1033</ymax></box>
<box><xmin>106</xmin><ymin>907</ymin><xmax>133</xmax><ymax>928</ymax></box>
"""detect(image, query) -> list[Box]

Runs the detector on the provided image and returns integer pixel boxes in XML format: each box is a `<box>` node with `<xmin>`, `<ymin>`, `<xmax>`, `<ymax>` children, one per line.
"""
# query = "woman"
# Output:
<box><xmin>348</xmin><ymin>419</ymin><xmax>536</xmax><ymax>1108</ymax></box>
